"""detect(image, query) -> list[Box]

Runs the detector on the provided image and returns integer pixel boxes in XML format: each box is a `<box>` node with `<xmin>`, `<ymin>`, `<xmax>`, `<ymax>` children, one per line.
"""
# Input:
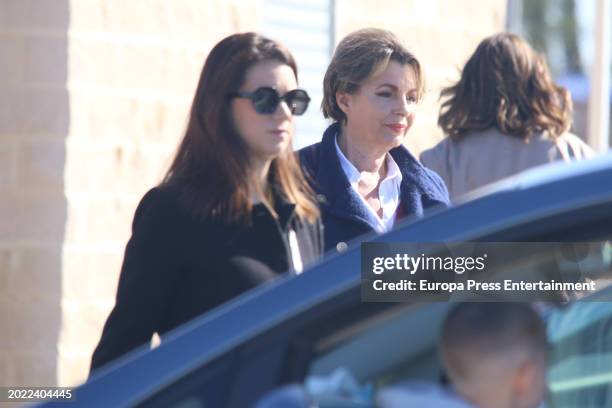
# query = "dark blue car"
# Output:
<box><xmin>42</xmin><ymin>154</ymin><xmax>612</xmax><ymax>408</ymax></box>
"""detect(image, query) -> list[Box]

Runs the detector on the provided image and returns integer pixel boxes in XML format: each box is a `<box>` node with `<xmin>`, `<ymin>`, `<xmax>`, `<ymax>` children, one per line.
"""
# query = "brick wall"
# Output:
<box><xmin>1</xmin><ymin>0</ymin><xmax>505</xmax><ymax>389</ymax></box>
<box><xmin>0</xmin><ymin>0</ymin><xmax>70</xmax><ymax>391</ymax></box>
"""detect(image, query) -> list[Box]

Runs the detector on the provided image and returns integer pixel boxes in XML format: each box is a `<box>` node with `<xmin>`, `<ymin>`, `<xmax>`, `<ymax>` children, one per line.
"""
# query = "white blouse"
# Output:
<box><xmin>334</xmin><ymin>134</ymin><xmax>402</xmax><ymax>233</ymax></box>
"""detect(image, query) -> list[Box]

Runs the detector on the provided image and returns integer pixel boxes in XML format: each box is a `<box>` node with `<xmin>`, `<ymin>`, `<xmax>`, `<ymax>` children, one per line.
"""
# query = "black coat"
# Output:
<box><xmin>90</xmin><ymin>186</ymin><xmax>323</xmax><ymax>372</ymax></box>
<box><xmin>299</xmin><ymin>122</ymin><xmax>450</xmax><ymax>252</ymax></box>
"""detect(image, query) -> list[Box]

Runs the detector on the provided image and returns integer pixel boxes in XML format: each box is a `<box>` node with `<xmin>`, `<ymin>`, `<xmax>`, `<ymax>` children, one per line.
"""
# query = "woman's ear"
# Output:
<box><xmin>336</xmin><ymin>91</ymin><xmax>351</xmax><ymax>116</ymax></box>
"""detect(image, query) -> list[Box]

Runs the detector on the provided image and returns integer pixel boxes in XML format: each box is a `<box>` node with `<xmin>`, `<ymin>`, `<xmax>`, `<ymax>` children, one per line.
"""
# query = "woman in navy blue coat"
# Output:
<box><xmin>300</xmin><ymin>28</ymin><xmax>449</xmax><ymax>253</ymax></box>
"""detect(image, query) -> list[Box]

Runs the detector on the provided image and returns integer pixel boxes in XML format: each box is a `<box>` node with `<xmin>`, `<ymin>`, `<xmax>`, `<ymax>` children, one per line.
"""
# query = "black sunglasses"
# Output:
<box><xmin>229</xmin><ymin>87</ymin><xmax>310</xmax><ymax>116</ymax></box>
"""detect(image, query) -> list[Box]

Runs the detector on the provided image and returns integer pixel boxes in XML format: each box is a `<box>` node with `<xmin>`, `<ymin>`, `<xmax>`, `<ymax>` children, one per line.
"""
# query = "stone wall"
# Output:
<box><xmin>1</xmin><ymin>0</ymin><xmax>70</xmax><ymax>390</ymax></box>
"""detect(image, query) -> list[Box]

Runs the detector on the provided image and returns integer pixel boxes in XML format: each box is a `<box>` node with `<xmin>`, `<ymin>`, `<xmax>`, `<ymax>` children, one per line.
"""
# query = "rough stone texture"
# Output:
<box><xmin>1</xmin><ymin>0</ymin><xmax>505</xmax><ymax>389</ymax></box>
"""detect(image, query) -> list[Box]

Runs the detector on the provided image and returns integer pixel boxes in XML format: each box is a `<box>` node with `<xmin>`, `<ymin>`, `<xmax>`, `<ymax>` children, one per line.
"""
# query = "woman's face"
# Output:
<box><xmin>338</xmin><ymin>60</ymin><xmax>418</xmax><ymax>153</ymax></box>
<box><xmin>231</xmin><ymin>60</ymin><xmax>298</xmax><ymax>164</ymax></box>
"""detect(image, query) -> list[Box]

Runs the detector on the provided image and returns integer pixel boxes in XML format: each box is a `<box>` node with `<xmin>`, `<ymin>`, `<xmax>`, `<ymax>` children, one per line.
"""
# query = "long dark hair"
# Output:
<box><xmin>161</xmin><ymin>32</ymin><xmax>319</xmax><ymax>224</ymax></box>
<box><xmin>438</xmin><ymin>33</ymin><xmax>572</xmax><ymax>141</ymax></box>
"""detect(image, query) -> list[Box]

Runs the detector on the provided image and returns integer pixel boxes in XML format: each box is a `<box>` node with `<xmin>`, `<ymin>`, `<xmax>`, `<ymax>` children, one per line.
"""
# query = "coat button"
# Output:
<box><xmin>336</xmin><ymin>242</ymin><xmax>348</xmax><ymax>252</ymax></box>
<box><xmin>316</xmin><ymin>194</ymin><xmax>327</xmax><ymax>203</ymax></box>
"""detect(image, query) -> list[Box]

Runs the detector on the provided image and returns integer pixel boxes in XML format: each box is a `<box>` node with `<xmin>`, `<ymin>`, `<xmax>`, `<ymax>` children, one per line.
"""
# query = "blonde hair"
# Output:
<box><xmin>322</xmin><ymin>28</ymin><xmax>424</xmax><ymax>124</ymax></box>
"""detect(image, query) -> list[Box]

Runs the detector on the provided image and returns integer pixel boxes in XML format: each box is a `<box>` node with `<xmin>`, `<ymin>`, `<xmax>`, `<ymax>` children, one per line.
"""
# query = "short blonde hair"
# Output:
<box><xmin>322</xmin><ymin>28</ymin><xmax>425</xmax><ymax>124</ymax></box>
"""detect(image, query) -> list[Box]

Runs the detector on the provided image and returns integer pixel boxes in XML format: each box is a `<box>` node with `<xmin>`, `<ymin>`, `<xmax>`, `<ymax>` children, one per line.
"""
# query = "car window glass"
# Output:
<box><xmin>546</xmin><ymin>289</ymin><xmax>612</xmax><ymax>407</ymax></box>
<box><xmin>305</xmin><ymin>239</ymin><xmax>612</xmax><ymax>406</ymax></box>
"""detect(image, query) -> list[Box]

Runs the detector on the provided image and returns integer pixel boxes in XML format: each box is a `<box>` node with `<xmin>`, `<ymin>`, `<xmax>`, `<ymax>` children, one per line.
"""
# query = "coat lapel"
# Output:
<box><xmin>390</xmin><ymin>144</ymin><xmax>449</xmax><ymax>216</ymax></box>
<box><xmin>316</xmin><ymin>123</ymin><xmax>375</xmax><ymax>230</ymax></box>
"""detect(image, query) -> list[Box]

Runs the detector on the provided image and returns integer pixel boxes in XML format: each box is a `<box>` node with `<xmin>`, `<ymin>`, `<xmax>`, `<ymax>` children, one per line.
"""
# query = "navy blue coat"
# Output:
<box><xmin>299</xmin><ymin>122</ymin><xmax>450</xmax><ymax>252</ymax></box>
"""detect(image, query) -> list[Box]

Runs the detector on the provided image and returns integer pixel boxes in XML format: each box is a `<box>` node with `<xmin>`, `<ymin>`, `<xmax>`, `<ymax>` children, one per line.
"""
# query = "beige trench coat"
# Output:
<box><xmin>420</xmin><ymin>128</ymin><xmax>594</xmax><ymax>200</ymax></box>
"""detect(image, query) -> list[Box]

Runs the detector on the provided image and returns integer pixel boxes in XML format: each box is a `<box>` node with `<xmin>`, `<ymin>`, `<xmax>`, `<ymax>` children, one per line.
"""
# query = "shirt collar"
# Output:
<box><xmin>385</xmin><ymin>151</ymin><xmax>403</xmax><ymax>185</ymax></box>
<box><xmin>334</xmin><ymin>131</ymin><xmax>403</xmax><ymax>186</ymax></box>
<box><xmin>334</xmin><ymin>132</ymin><xmax>361</xmax><ymax>185</ymax></box>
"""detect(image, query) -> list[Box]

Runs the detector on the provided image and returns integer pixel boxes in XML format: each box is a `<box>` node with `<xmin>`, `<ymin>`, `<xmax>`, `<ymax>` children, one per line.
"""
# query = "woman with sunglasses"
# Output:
<box><xmin>300</xmin><ymin>28</ymin><xmax>449</xmax><ymax>253</ymax></box>
<box><xmin>91</xmin><ymin>32</ymin><xmax>322</xmax><ymax>372</ymax></box>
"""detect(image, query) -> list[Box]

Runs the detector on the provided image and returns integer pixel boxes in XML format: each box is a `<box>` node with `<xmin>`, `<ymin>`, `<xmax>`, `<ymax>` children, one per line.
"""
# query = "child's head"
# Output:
<box><xmin>440</xmin><ymin>302</ymin><xmax>548</xmax><ymax>408</ymax></box>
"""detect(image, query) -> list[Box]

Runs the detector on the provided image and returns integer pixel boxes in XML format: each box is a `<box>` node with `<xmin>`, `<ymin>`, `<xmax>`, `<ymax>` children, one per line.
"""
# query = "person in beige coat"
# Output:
<box><xmin>421</xmin><ymin>33</ymin><xmax>593</xmax><ymax>200</ymax></box>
